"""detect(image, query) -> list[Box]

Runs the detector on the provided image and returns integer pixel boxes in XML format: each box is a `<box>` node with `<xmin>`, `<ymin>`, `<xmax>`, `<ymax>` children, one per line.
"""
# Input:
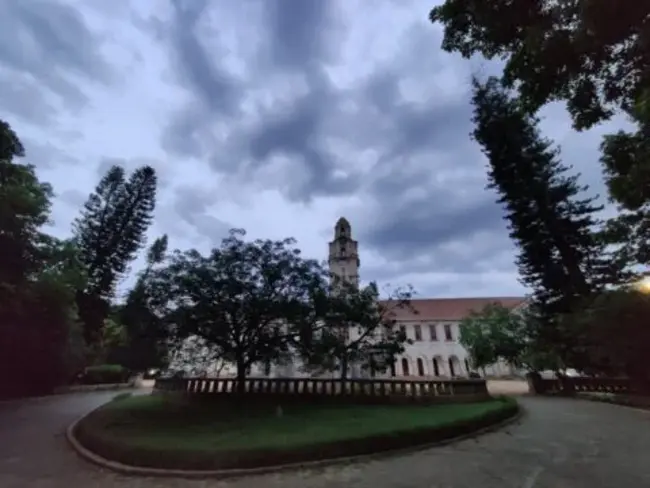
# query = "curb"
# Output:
<box><xmin>66</xmin><ymin>403</ymin><xmax>524</xmax><ymax>479</ymax></box>
<box><xmin>573</xmin><ymin>393</ymin><xmax>650</xmax><ymax>414</ymax></box>
<box><xmin>0</xmin><ymin>386</ymin><xmax>137</xmax><ymax>406</ymax></box>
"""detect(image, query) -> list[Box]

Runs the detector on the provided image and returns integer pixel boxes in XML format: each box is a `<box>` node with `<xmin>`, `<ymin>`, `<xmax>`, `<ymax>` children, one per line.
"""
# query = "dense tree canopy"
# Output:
<box><xmin>0</xmin><ymin>119</ymin><xmax>86</xmax><ymax>398</ymax></box>
<box><xmin>460</xmin><ymin>303</ymin><xmax>562</xmax><ymax>373</ymax></box>
<box><xmin>148</xmin><ymin>229</ymin><xmax>328</xmax><ymax>389</ymax></box>
<box><xmin>431</xmin><ymin>0</ymin><xmax>650</xmax><ymax>131</ymax></box>
<box><xmin>299</xmin><ymin>281</ymin><xmax>412</xmax><ymax>379</ymax></box>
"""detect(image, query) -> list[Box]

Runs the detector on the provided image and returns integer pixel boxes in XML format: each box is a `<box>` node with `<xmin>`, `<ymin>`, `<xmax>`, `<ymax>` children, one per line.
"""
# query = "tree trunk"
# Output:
<box><xmin>340</xmin><ymin>354</ymin><xmax>349</xmax><ymax>380</ymax></box>
<box><xmin>235</xmin><ymin>357</ymin><xmax>247</xmax><ymax>394</ymax></box>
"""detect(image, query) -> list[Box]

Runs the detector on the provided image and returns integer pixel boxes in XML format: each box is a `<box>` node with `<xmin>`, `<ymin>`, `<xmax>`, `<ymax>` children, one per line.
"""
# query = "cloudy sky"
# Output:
<box><xmin>1</xmin><ymin>0</ymin><xmax>630</xmax><ymax>299</ymax></box>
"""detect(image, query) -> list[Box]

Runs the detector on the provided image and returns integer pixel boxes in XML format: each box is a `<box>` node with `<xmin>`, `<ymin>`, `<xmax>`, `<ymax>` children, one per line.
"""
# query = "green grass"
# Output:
<box><xmin>81</xmin><ymin>395</ymin><xmax>517</xmax><ymax>452</ymax></box>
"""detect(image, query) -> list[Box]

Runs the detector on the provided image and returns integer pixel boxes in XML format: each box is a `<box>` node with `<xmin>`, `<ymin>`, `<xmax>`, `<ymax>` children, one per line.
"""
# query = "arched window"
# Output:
<box><xmin>464</xmin><ymin>359</ymin><xmax>470</xmax><ymax>375</ymax></box>
<box><xmin>448</xmin><ymin>357</ymin><xmax>456</xmax><ymax>377</ymax></box>
<box><xmin>390</xmin><ymin>362</ymin><xmax>396</xmax><ymax>377</ymax></box>
<box><xmin>432</xmin><ymin>357</ymin><xmax>440</xmax><ymax>376</ymax></box>
<box><xmin>401</xmin><ymin>358</ymin><xmax>410</xmax><ymax>376</ymax></box>
<box><xmin>417</xmin><ymin>358</ymin><xmax>425</xmax><ymax>376</ymax></box>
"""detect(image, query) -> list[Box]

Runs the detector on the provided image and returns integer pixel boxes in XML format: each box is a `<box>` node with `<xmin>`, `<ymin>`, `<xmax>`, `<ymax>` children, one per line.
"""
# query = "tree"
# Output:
<box><xmin>299</xmin><ymin>281</ymin><xmax>412</xmax><ymax>379</ymax></box>
<box><xmin>599</xmin><ymin>110</ymin><xmax>650</xmax><ymax>266</ymax></box>
<box><xmin>430</xmin><ymin>1</ymin><xmax>650</xmax><ymax>238</ymax></box>
<box><xmin>470</xmin><ymin>77</ymin><xmax>612</xmax><ymax>367</ymax></box>
<box><xmin>566</xmin><ymin>289</ymin><xmax>650</xmax><ymax>391</ymax></box>
<box><xmin>430</xmin><ymin>1</ymin><xmax>650</xmax><ymax>131</ymax></box>
<box><xmin>0</xmin><ymin>120</ymin><xmax>54</xmax><ymax>286</ymax></box>
<box><xmin>73</xmin><ymin>164</ymin><xmax>157</xmax><ymax>346</ymax></box>
<box><xmin>148</xmin><ymin>229</ymin><xmax>327</xmax><ymax>391</ymax></box>
<box><xmin>459</xmin><ymin>302</ymin><xmax>561</xmax><ymax>373</ymax></box>
<box><xmin>0</xmin><ymin>119</ymin><xmax>85</xmax><ymax>397</ymax></box>
<box><xmin>117</xmin><ymin>235</ymin><xmax>170</xmax><ymax>371</ymax></box>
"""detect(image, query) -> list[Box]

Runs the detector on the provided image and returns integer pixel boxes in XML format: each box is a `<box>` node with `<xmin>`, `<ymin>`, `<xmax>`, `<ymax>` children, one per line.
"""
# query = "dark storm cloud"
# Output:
<box><xmin>153</xmin><ymin>0</ymin><xmax>518</xmax><ymax>277</ymax></box>
<box><xmin>261</xmin><ymin>0</ymin><xmax>343</xmax><ymax>70</ymax></box>
<box><xmin>0</xmin><ymin>0</ymin><xmax>114</xmax><ymax>119</ymax></box>
<box><xmin>156</xmin><ymin>0</ymin><xmax>244</xmax><ymax>158</ymax></box>
<box><xmin>245</xmin><ymin>84</ymin><xmax>361</xmax><ymax>202</ymax></box>
<box><xmin>158</xmin><ymin>0</ymin><xmax>355</xmax><ymax>202</ymax></box>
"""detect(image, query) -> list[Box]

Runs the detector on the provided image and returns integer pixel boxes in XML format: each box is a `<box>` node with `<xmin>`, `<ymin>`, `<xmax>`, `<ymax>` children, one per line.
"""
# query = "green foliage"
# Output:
<box><xmin>299</xmin><ymin>281</ymin><xmax>413</xmax><ymax>379</ymax></box>
<box><xmin>81</xmin><ymin>364</ymin><xmax>131</xmax><ymax>385</ymax></box>
<box><xmin>430</xmin><ymin>0</ymin><xmax>649</xmax><ymax>131</ymax></box>
<box><xmin>0</xmin><ymin>125</ymin><xmax>55</xmax><ymax>285</ymax></box>
<box><xmin>149</xmin><ymin>229</ymin><xmax>328</xmax><ymax>388</ymax></box>
<box><xmin>599</xmin><ymin>113</ymin><xmax>650</xmax><ymax>266</ymax></box>
<box><xmin>460</xmin><ymin>303</ymin><xmax>563</xmax><ymax>372</ymax></box>
<box><xmin>470</xmin><ymin>77</ymin><xmax>617</xmax><ymax>365</ymax></box>
<box><xmin>0</xmin><ymin>119</ymin><xmax>85</xmax><ymax>398</ymax></box>
<box><xmin>73</xmin><ymin>164</ymin><xmax>157</xmax><ymax>346</ymax></box>
<box><xmin>459</xmin><ymin>303</ymin><xmax>526</xmax><ymax>369</ymax></box>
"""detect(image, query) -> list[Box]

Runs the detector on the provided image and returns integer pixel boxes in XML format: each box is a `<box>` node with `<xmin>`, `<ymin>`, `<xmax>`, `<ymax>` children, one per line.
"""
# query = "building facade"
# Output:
<box><xmin>170</xmin><ymin>218</ymin><xmax>527</xmax><ymax>379</ymax></box>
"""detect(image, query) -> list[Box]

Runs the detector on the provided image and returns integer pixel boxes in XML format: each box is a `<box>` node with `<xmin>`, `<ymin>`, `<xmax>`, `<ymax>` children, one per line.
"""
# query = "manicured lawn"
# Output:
<box><xmin>79</xmin><ymin>394</ymin><xmax>516</xmax><ymax>452</ymax></box>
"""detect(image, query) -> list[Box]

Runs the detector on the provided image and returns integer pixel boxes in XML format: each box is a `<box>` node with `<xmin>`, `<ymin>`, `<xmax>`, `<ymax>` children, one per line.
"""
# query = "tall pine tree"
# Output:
<box><xmin>470</xmin><ymin>77</ymin><xmax>609</xmax><ymax>368</ymax></box>
<box><xmin>73</xmin><ymin>165</ymin><xmax>157</xmax><ymax>347</ymax></box>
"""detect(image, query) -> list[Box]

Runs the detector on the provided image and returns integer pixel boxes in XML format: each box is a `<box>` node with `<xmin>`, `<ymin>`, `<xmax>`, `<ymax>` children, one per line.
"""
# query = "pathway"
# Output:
<box><xmin>1</xmin><ymin>390</ymin><xmax>650</xmax><ymax>487</ymax></box>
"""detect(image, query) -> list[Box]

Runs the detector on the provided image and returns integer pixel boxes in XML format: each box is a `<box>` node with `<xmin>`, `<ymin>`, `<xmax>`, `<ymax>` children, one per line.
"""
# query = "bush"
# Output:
<box><xmin>80</xmin><ymin>364</ymin><xmax>131</xmax><ymax>385</ymax></box>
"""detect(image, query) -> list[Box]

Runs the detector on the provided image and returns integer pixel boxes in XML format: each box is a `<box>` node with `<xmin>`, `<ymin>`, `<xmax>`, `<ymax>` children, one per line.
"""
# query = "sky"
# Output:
<box><xmin>0</xmin><ymin>0</ymin><xmax>631</xmax><ymax>299</ymax></box>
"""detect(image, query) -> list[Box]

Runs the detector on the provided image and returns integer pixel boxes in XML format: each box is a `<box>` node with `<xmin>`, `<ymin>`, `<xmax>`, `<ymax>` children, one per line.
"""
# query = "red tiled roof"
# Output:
<box><xmin>379</xmin><ymin>297</ymin><xmax>527</xmax><ymax>321</ymax></box>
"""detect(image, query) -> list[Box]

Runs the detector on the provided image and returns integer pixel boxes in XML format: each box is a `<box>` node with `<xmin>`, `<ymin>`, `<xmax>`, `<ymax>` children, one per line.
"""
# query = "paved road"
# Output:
<box><xmin>1</xmin><ymin>391</ymin><xmax>650</xmax><ymax>488</ymax></box>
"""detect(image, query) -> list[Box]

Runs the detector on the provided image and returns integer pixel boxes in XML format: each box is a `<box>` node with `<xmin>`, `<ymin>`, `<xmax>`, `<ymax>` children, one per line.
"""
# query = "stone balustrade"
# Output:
<box><xmin>154</xmin><ymin>376</ymin><xmax>490</xmax><ymax>404</ymax></box>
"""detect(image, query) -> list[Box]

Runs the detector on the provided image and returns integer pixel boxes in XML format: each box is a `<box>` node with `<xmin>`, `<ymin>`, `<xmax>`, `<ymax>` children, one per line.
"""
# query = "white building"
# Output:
<box><xmin>170</xmin><ymin>217</ymin><xmax>527</xmax><ymax>379</ymax></box>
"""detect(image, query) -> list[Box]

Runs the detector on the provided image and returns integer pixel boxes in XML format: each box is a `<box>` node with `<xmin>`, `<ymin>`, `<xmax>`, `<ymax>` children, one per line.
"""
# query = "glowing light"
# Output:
<box><xmin>635</xmin><ymin>277</ymin><xmax>650</xmax><ymax>293</ymax></box>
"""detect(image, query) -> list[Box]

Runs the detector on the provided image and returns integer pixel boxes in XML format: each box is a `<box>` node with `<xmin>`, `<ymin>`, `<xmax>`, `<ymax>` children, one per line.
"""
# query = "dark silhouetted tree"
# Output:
<box><xmin>148</xmin><ymin>229</ymin><xmax>327</xmax><ymax>392</ymax></box>
<box><xmin>470</xmin><ymin>77</ymin><xmax>615</xmax><ymax>368</ymax></box>
<box><xmin>73</xmin><ymin>164</ymin><xmax>157</xmax><ymax>347</ymax></box>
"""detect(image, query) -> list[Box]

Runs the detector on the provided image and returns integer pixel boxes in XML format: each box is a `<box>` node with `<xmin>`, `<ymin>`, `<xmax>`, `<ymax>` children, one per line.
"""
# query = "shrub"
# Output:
<box><xmin>81</xmin><ymin>364</ymin><xmax>131</xmax><ymax>385</ymax></box>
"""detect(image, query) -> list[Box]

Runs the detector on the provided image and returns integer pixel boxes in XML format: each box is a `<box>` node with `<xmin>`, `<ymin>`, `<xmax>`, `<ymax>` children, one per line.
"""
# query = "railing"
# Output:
<box><xmin>154</xmin><ymin>377</ymin><xmax>489</xmax><ymax>404</ymax></box>
<box><xmin>532</xmin><ymin>376</ymin><xmax>630</xmax><ymax>395</ymax></box>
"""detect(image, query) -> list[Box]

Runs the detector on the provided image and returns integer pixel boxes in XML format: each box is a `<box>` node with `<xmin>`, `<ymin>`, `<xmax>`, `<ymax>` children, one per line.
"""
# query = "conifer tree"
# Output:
<box><xmin>73</xmin><ymin>165</ymin><xmax>157</xmax><ymax>346</ymax></box>
<box><xmin>470</xmin><ymin>77</ymin><xmax>609</xmax><ymax>367</ymax></box>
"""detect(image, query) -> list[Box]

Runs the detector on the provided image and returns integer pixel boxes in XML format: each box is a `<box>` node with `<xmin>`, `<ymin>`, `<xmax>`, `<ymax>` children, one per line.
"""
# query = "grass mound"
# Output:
<box><xmin>74</xmin><ymin>394</ymin><xmax>518</xmax><ymax>471</ymax></box>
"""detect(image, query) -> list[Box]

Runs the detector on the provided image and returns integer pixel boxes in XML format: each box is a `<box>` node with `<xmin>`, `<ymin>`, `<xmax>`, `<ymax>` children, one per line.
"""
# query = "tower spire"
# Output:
<box><xmin>328</xmin><ymin>217</ymin><xmax>360</xmax><ymax>288</ymax></box>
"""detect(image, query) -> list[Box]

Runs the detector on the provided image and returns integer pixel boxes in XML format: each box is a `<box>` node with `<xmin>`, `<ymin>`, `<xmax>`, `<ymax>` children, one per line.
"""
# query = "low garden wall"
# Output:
<box><xmin>528</xmin><ymin>374</ymin><xmax>630</xmax><ymax>395</ymax></box>
<box><xmin>154</xmin><ymin>376</ymin><xmax>490</xmax><ymax>404</ymax></box>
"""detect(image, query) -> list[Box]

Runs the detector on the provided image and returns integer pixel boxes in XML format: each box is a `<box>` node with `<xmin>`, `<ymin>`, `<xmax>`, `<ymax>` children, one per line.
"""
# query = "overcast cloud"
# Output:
<box><xmin>0</xmin><ymin>0</ymin><xmax>629</xmax><ymax>299</ymax></box>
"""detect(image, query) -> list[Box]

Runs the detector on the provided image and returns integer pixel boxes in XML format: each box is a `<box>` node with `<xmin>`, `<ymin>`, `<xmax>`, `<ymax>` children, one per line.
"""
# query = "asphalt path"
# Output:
<box><xmin>1</xmin><ymin>389</ymin><xmax>649</xmax><ymax>487</ymax></box>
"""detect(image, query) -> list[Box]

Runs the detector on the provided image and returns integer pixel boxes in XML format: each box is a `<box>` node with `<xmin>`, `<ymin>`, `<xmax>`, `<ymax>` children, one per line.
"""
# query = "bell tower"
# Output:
<box><xmin>328</xmin><ymin>217</ymin><xmax>360</xmax><ymax>288</ymax></box>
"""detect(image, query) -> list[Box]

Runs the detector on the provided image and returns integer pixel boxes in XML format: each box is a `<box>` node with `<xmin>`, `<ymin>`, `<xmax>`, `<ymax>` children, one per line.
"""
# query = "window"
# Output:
<box><xmin>399</xmin><ymin>325</ymin><xmax>407</xmax><ymax>339</ymax></box>
<box><xmin>401</xmin><ymin>358</ymin><xmax>410</xmax><ymax>376</ymax></box>
<box><xmin>444</xmin><ymin>324</ymin><xmax>453</xmax><ymax>341</ymax></box>
<box><xmin>340</xmin><ymin>244</ymin><xmax>346</xmax><ymax>254</ymax></box>
<box><xmin>414</xmin><ymin>325</ymin><xmax>422</xmax><ymax>341</ymax></box>
<box><xmin>429</xmin><ymin>324</ymin><xmax>437</xmax><ymax>341</ymax></box>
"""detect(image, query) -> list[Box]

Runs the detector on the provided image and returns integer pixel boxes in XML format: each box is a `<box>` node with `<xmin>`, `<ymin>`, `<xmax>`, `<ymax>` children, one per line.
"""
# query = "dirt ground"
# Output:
<box><xmin>487</xmin><ymin>379</ymin><xmax>530</xmax><ymax>396</ymax></box>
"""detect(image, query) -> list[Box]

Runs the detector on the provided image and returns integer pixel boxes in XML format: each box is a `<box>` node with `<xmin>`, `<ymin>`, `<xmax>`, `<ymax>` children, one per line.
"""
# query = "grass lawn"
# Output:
<box><xmin>79</xmin><ymin>394</ymin><xmax>517</xmax><ymax>453</ymax></box>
